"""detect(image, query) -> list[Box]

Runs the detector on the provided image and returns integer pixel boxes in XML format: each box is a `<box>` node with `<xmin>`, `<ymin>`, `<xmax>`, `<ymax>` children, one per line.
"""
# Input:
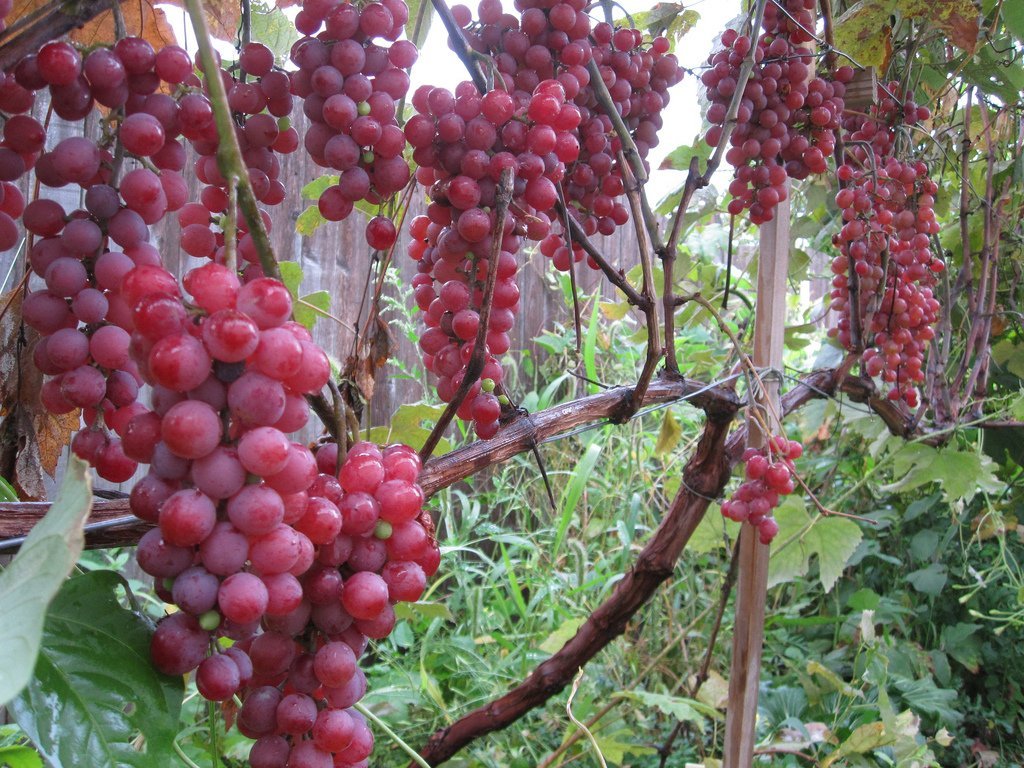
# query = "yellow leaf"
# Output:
<box><xmin>653</xmin><ymin>409</ymin><xmax>682</xmax><ymax>456</ymax></box>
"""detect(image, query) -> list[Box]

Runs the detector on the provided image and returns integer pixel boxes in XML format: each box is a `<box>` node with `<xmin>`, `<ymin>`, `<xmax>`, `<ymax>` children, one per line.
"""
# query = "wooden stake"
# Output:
<box><xmin>722</xmin><ymin>187</ymin><xmax>790</xmax><ymax>768</ymax></box>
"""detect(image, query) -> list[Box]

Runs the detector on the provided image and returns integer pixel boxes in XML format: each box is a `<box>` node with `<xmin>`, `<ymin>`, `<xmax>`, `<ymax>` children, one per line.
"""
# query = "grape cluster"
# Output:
<box><xmin>289</xmin><ymin>0</ymin><xmax>415</xmax><ymax>250</ymax></box>
<box><xmin>702</xmin><ymin>1</ymin><xmax>850</xmax><ymax>224</ymax></box>
<box><xmin>405</xmin><ymin>0</ymin><xmax>682</xmax><ymax>434</ymax></box>
<box><xmin>827</xmin><ymin>87</ymin><xmax>942</xmax><ymax>406</ymax></box>
<box><xmin>24</xmin><ymin>189</ymin><xmax>161</xmax><ymax>482</ymax></box>
<box><xmin>452</xmin><ymin>0</ymin><xmax>681</xmax><ymax>269</ymax></box>
<box><xmin>114</xmin><ymin>265</ymin><xmax>437</xmax><ymax>767</ymax></box>
<box><xmin>178</xmin><ymin>41</ymin><xmax>300</xmax><ymax>269</ymax></box>
<box><xmin>406</xmin><ymin>77</ymin><xmax>586</xmax><ymax>436</ymax></box>
<box><xmin>720</xmin><ymin>436</ymin><xmax>802</xmax><ymax>543</ymax></box>
<box><xmin>143</xmin><ymin>441</ymin><xmax>439</xmax><ymax>768</ymax></box>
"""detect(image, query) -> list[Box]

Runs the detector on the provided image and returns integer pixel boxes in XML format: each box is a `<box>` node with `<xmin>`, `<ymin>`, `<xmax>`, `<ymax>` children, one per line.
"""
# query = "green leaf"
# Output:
<box><xmin>658</xmin><ymin>136</ymin><xmax>711</xmax><ymax>172</ymax></box>
<box><xmin>0</xmin><ymin>474</ymin><xmax>17</xmax><ymax>501</ymax></box>
<box><xmin>591</xmin><ymin>729</ymin><xmax>656</xmax><ymax>764</ymax></box>
<box><xmin>833</xmin><ymin>0</ymin><xmax>893</xmax><ymax>68</ymax></box>
<box><xmin>598</xmin><ymin>300</ymin><xmax>629</xmax><ymax>320</ymax></box>
<box><xmin>906</xmin><ymin>563</ymin><xmax>947</xmax><ymax>596</ymax></box>
<box><xmin>894</xmin><ymin>677</ymin><xmax>963</xmax><ymax>725</ymax></box>
<box><xmin>0</xmin><ymin>458</ymin><xmax>91</xmax><ymax>706</ymax></box>
<box><xmin>653</xmin><ymin>409</ymin><xmax>682</xmax><ymax>457</ymax></box>
<box><xmin>393</xmin><ymin>601</ymin><xmax>453</xmax><ymax>622</ymax></box>
<box><xmin>248</xmin><ymin>0</ymin><xmax>300</xmax><ymax>63</ymax></box>
<box><xmin>0</xmin><ymin>745</ymin><xmax>43</xmax><ymax>768</ymax></box>
<box><xmin>806</xmin><ymin>660</ymin><xmax>864</xmax><ymax>699</ymax></box>
<box><xmin>688</xmin><ymin>505</ymin><xmax>735</xmax><ymax>554</ymax></box>
<box><xmin>618</xmin><ymin>690</ymin><xmax>719</xmax><ymax>723</ymax></box>
<box><xmin>768</xmin><ymin>497</ymin><xmax>863</xmax><ymax>592</ymax></box>
<box><xmin>822</xmin><ymin>722</ymin><xmax>893</xmax><ymax>766</ymax></box>
<box><xmin>539</xmin><ymin>617</ymin><xmax>584</xmax><ymax>653</ymax></box>
<box><xmin>366</xmin><ymin>403</ymin><xmax>450</xmax><ymax>453</ymax></box>
<box><xmin>908</xmin><ymin>529</ymin><xmax>939</xmax><ymax>561</ymax></box>
<box><xmin>1005</xmin><ymin>0</ymin><xmax>1024</xmax><ymax>39</ymax></box>
<box><xmin>405</xmin><ymin>0</ymin><xmax>434</xmax><ymax>48</ymax></box>
<box><xmin>294</xmin><ymin>290</ymin><xmax>331</xmax><ymax>330</ymax></box>
<box><xmin>278</xmin><ymin>260</ymin><xmax>303</xmax><ymax>298</ymax></box>
<box><xmin>296</xmin><ymin>205</ymin><xmax>327</xmax><ymax>237</ymax></box>
<box><xmin>834</xmin><ymin>0</ymin><xmax>977</xmax><ymax>68</ymax></box>
<box><xmin>301</xmin><ymin>175</ymin><xmax>339</xmax><ymax>200</ymax></box>
<box><xmin>553</xmin><ymin>442</ymin><xmax>602</xmax><ymax>559</ymax></box>
<box><xmin>630</xmin><ymin>3</ymin><xmax>698</xmax><ymax>42</ymax></box>
<box><xmin>9</xmin><ymin>571</ymin><xmax>184</xmax><ymax>767</ymax></box>
<box><xmin>940</xmin><ymin>623</ymin><xmax>982</xmax><ymax>673</ymax></box>
<box><xmin>883</xmin><ymin>444</ymin><xmax>1003</xmax><ymax>501</ymax></box>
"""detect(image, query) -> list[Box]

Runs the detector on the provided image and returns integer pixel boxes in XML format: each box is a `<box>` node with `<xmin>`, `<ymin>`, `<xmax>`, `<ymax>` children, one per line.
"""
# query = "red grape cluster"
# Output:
<box><xmin>177</xmin><ymin>41</ymin><xmax>300</xmax><ymax>269</ymax></box>
<box><xmin>12</xmin><ymin>37</ymin><xmax>299</xmax><ymax>481</ymax></box>
<box><xmin>143</xmin><ymin>440</ymin><xmax>438</xmax><ymax>768</ymax></box>
<box><xmin>702</xmin><ymin>1</ymin><xmax>850</xmax><ymax>224</ymax></box>
<box><xmin>827</xmin><ymin>87</ymin><xmax>942</xmax><ymax>406</ymax></box>
<box><xmin>452</xmin><ymin>0</ymin><xmax>681</xmax><ymax>269</ymax></box>
<box><xmin>24</xmin><ymin>189</ymin><xmax>162</xmax><ymax>482</ymax></box>
<box><xmin>404</xmin><ymin>0</ymin><xmax>682</xmax><ymax>433</ymax></box>
<box><xmin>289</xmin><ymin>0</ymin><xmax>415</xmax><ymax>250</ymax></box>
<box><xmin>406</xmin><ymin>75</ymin><xmax>588</xmax><ymax>436</ymax></box>
<box><xmin>720</xmin><ymin>436</ymin><xmax>802</xmax><ymax>544</ymax></box>
<box><xmin>111</xmin><ymin>263</ymin><xmax>437</xmax><ymax>767</ymax></box>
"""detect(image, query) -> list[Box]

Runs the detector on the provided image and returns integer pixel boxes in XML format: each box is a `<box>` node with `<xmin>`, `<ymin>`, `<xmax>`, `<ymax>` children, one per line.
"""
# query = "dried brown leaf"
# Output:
<box><xmin>344</xmin><ymin>316</ymin><xmax>395</xmax><ymax>405</ymax></box>
<box><xmin>68</xmin><ymin>0</ymin><xmax>177</xmax><ymax>49</ymax></box>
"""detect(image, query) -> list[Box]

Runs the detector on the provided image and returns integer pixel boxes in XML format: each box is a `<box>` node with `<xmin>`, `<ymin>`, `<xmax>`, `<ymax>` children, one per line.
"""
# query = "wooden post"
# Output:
<box><xmin>722</xmin><ymin>187</ymin><xmax>790</xmax><ymax>768</ymax></box>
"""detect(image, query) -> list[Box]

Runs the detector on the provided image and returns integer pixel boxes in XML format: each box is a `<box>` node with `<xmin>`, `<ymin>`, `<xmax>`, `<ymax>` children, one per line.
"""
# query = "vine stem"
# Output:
<box><xmin>354</xmin><ymin>703</ymin><xmax>433</xmax><ymax>768</ymax></box>
<box><xmin>182</xmin><ymin>0</ymin><xmax>279</xmax><ymax>282</ymax></box>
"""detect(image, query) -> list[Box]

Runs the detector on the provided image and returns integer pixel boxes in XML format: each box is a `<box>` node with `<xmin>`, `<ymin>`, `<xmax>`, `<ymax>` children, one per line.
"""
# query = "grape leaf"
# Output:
<box><xmin>1005</xmin><ymin>0</ymin><xmax>1024</xmax><ymax>40</ymax></box>
<box><xmin>249</xmin><ymin>0</ymin><xmax>301</xmax><ymax>63</ymax></box>
<box><xmin>0</xmin><ymin>457</ymin><xmax>91</xmax><ymax>706</ymax></box>
<box><xmin>618</xmin><ymin>690</ymin><xmax>719</xmax><ymax>723</ymax></box>
<box><xmin>9</xmin><ymin>571</ymin><xmax>184</xmax><ymax>768</ymax></box>
<box><xmin>301</xmin><ymin>175</ymin><xmax>339</xmax><ymax>200</ymax></box>
<box><xmin>768</xmin><ymin>497</ymin><xmax>863</xmax><ymax>592</ymax></box>
<box><xmin>594</xmin><ymin>731</ymin><xmax>657</xmax><ymax>764</ymax></box>
<box><xmin>405</xmin><ymin>0</ymin><xmax>434</xmax><ymax>49</ymax></box>
<box><xmin>653</xmin><ymin>409</ymin><xmax>682</xmax><ymax>456</ymax></box>
<box><xmin>293</xmin><ymin>291</ymin><xmax>332</xmax><ymax>330</ymax></box>
<box><xmin>366</xmin><ymin>403</ymin><xmax>450</xmax><ymax>453</ymax></box>
<box><xmin>835</xmin><ymin>0</ymin><xmax>977</xmax><ymax>69</ymax></box>
<box><xmin>296</xmin><ymin>205</ymin><xmax>328</xmax><ymax>237</ymax></box>
<box><xmin>882</xmin><ymin>443</ymin><xmax>1003</xmax><ymax>501</ymax></box>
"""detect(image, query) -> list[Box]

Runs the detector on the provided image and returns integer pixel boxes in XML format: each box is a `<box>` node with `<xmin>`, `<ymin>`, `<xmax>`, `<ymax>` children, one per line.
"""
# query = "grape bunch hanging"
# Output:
<box><xmin>402</xmin><ymin>0</ymin><xmax>682</xmax><ymax>437</ymax></box>
<box><xmin>0</xmin><ymin>13</ymin><xmax>440</xmax><ymax>765</ymax></box>
<box><xmin>827</xmin><ymin>85</ymin><xmax>943</xmax><ymax>407</ymax></box>
<box><xmin>702</xmin><ymin>0</ymin><xmax>850</xmax><ymax>224</ymax></box>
